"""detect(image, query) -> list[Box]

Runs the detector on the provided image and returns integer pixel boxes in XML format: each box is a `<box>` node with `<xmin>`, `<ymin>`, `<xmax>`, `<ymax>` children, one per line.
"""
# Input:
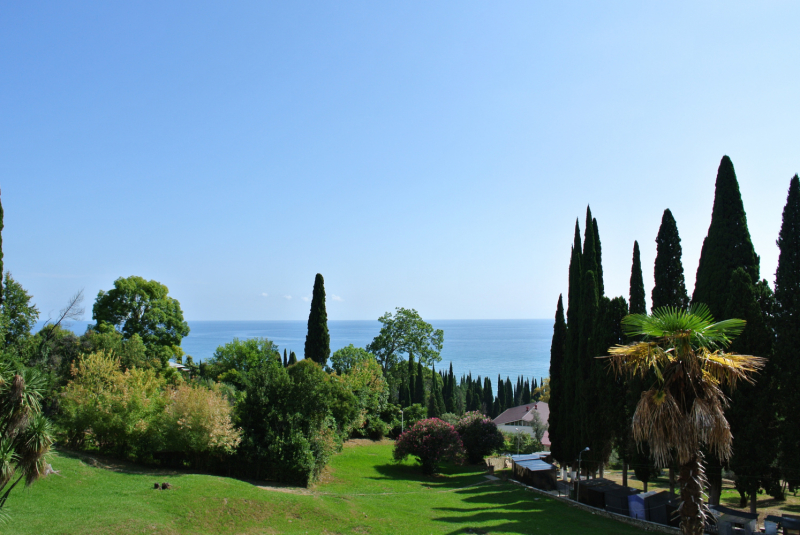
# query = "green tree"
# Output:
<box><xmin>547</xmin><ymin>295</ymin><xmax>568</xmax><ymax>465</ymax></box>
<box><xmin>629</xmin><ymin>241</ymin><xmax>646</xmax><ymax>315</ymax></box>
<box><xmin>652</xmin><ymin>209</ymin><xmax>689</xmax><ymax>310</ymax></box>
<box><xmin>592</xmin><ymin>217</ymin><xmax>604</xmax><ymax>297</ymax></box>
<box><xmin>288</xmin><ymin>351</ymin><xmax>297</xmax><ymax>365</ymax></box>
<box><xmin>692</xmin><ymin>156</ymin><xmax>760</xmax><ymax>320</ymax></box>
<box><xmin>329</xmin><ymin>344</ymin><xmax>374</xmax><ymax>375</ymax></box>
<box><xmin>203</xmin><ymin>338</ymin><xmax>280</xmax><ymax>390</ymax></box>
<box><xmin>414</xmin><ymin>360</ymin><xmax>425</xmax><ymax>405</ymax></box>
<box><xmin>92</xmin><ymin>276</ymin><xmax>189</xmax><ymax>368</ymax></box>
<box><xmin>304</xmin><ymin>274</ymin><xmax>330</xmax><ymax>366</ymax></box>
<box><xmin>427</xmin><ymin>363</ymin><xmax>444</xmax><ymax>418</ymax></box>
<box><xmin>607</xmin><ymin>305</ymin><xmax>764</xmax><ymax>535</ymax></box>
<box><xmin>773</xmin><ymin>174</ymin><xmax>800</xmax><ymax>490</ymax></box>
<box><xmin>367</xmin><ymin>308</ymin><xmax>443</xmax><ymax>373</ymax></box>
<box><xmin>1</xmin><ymin>273</ymin><xmax>40</xmax><ymax>354</ymax></box>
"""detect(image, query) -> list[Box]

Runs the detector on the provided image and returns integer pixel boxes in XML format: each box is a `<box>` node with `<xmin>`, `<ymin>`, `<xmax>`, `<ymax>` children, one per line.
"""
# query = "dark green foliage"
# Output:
<box><xmin>725</xmin><ymin>268</ymin><xmax>780</xmax><ymax>508</ymax></box>
<box><xmin>582</xmin><ymin>207</ymin><xmax>598</xmax><ymax>277</ymax></box>
<box><xmin>652</xmin><ymin>209</ymin><xmax>689</xmax><ymax>310</ymax></box>
<box><xmin>455</xmin><ymin>411</ymin><xmax>505</xmax><ymax>464</ymax></box>
<box><xmin>593</xmin><ymin>217</ymin><xmax>604</xmax><ymax>297</ymax></box>
<box><xmin>288</xmin><ymin>351</ymin><xmax>297</xmax><ymax>365</ymax></box>
<box><xmin>304</xmin><ymin>273</ymin><xmax>330</xmax><ymax>366</ymax></box>
<box><xmin>774</xmin><ymin>175</ymin><xmax>800</xmax><ymax>489</ymax></box>
<box><xmin>504</xmin><ymin>377</ymin><xmax>513</xmax><ymax>411</ymax></box>
<box><xmin>548</xmin><ymin>295</ymin><xmax>568</xmax><ymax>464</ymax></box>
<box><xmin>629</xmin><ymin>241</ymin><xmax>646</xmax><ymax>315</ymax></box>
<box><xmin>482</xmin><ymin>377</ymin><xmax>492</xmax><ymax>415</ymax></box>
<box><xmin>414</xmin><ymin>361</ymin><xmax>425</xmax><ymax>405</ymax></box>
<box><xmin>237</xmin><ymin>359</ymin><xmax>357</xmax><ymax>486</ymax></box>
<box><xmin>496</xmin><ymin>374</ymin><xmax>503</xmax><ymax>414</ymax></box>
<box><xmin>427</xmin><ymin>363</ymin><xmax>445</xmax><ymax>418</ymax></box>
<box><xmin>1</xmin><ymin>273</ymin><xmax>40</xmax><ymax>354</ymax></box>
<box><xmin>522</xmin><ymin>379</ymin><xmax>531</xmax><ymax>404</ymax></box>
<box><xmin>407</xmin><ymin>354</ymin><xmax>416</xmax><ymax>407</ymax></box>
<box><xmin>575</xmin><ymin>270</ymin><xmax>599</xmax><ymax>463</ymax></box>
<box><xmin>283</xmin><ymin>349</ymin><xmax>288</xmax><ymax>368</ymax></box>
<box><xmin>692</xmin><ymin>156</ymin><xmax>760</xmax><ymax>320</ymax></box>
<box><xmin>203</xmin><ymin>337</ymin><xmax>281</xmax><ymax>390</ymax></box>
<box><xmin>92</xmin><ymin>276</ymin><xmax>190</xmax><ymax>368</ymax></box>
<box><xmin>366</xmin><ymin>308</ymin><xmax>443</xmax><ymax>372</ymax></box>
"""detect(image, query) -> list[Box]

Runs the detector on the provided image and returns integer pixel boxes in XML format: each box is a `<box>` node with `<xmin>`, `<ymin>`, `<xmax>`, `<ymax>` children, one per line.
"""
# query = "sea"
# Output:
<box><xmin>39</xmin><ymin>319</ymin><xmax>554</xmax><ymax>383</ymax></box>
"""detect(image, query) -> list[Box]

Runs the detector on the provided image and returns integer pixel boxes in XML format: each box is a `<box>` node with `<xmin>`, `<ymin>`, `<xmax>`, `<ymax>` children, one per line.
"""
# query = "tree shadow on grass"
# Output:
<box><xmin>370</xmin><ymin>462</ymin><xmax>488</xmax><ymax>490</ymax></box>
<box><xmin>430</xmin><ymin>482</ymin><xmax>647</xmax><ymax>535</ymax></box>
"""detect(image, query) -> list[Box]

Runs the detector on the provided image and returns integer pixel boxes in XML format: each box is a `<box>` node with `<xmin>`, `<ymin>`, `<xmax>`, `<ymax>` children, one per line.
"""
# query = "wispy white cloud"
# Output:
<box><xmin>283</xmin><ymin>295</ymin><xmax>292</xmax><ymax>300</ymax></box>
<box><xmin>261</xmin><ymin>292</ymin><xmax>269</xmax><ymax>298</ymax></box>
<box><xmin>330</xmin><ymin>294</ymin><xmax>343</xmax><ymax>302</ymax></box>
<box><xmin>301</xmin><ymin>296</ymin><xmax>310</xmax><ymax>302</ymax></box>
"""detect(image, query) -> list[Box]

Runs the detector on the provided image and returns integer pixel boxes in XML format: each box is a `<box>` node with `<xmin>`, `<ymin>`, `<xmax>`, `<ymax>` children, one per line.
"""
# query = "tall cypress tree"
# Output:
<box><xmin>561</xmin><ymin>222</ymin><xmax>583</xmax><ymax>465</ymax></box>
<box><xmin>288</xmin><ymin>351</ymin><xmax>297</xmax><ymax>365</ymax></box>
<box><xmin>593</xmin><ymin>217</ymin><xmax>604</xmax><ymax>297</ymax></box>
<box><xmin>428</xmin><ymin>362</ymin><xmax>445</xmax><ymax>418</ymax></box>
<box><xmin>582</xmin><ymin>207</ymin><xmax>598</xmax><ymax>278</ymax></box>
<box><xmin>407</xmin><ymin>353</ymin><xmax>417</xmax><ymax>406</ymax></box>
<box><xmin>774</xmin><ymin>174</ymin><xmax>800</xmax><ymax>490</ymax></box>
<box><xmin>629</xmin><ymin>241</ymin><xmax>646</xmax><ymax>315</ymax></box>
<box><xmin>576</xmin><ymin>270</ymin><xmax>599</xmax><ymax>456</ymax></box>
<box><xmin>692</xmin><ymin>156</ymin><xmax>760</xmax><ymax>319</ymax></box>
<box><xmin>504</xmin><ymin>377</ymin><xmax>513</xmax><ymax>410</ymax></box>
<box><xmin>415</xmin><ymin>361</ymin><xmax>425</xmax><ymax>405</ymax></box>
<box><xmin>304</xmin><ymin>273</ymin><xmax>330</xmax><ymax>366</ymax></box>
<box><xmin>522</xmin><ymin>379</ymin><xmax>531</xmax><ymax>404</ymax></box>
<box><xmin>496</xmin><ymin>374</ymin><xmax>504</xmax><ymax>414</ymax></box>
<box><xmin>651</xmin><ymin>209</ymin><xmax>689</xmax><ymax>311</ymax></box>
<box><xmin>548</xmin><ymin>294</ymin><xmax>568</xmax><ymax>464</ymax></box>
<box><xmin>483</xmin><ymin>376</ymin><xmax>493</xmax><ymax>416</ymax></box>
<box><xmin>725</xmin><ymin>268</ymin><xmax>778</xmax><ymax>513</ymax></box>
<box><xmin>283</xmin><ymin>349</ymin><xmax>288</xmax><ymax>367</ymax></box>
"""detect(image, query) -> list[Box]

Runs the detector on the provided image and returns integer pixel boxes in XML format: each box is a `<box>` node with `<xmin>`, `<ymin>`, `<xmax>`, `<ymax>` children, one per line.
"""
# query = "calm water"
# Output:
<box><xmin>45</xmin><ymin>319</ymin><xmax>553</xmax><ymax>382</ymax></box>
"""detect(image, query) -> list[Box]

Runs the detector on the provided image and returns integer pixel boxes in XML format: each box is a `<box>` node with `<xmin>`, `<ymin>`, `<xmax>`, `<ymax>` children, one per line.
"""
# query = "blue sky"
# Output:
<box><xmin>2</xmin><ymin>2</ymin><xmax>798</xmax><ymax>321</ymax></box>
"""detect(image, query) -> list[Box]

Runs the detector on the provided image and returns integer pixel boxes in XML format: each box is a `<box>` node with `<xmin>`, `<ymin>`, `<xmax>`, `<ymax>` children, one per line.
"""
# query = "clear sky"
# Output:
<box><xmin>2</xmin><ymin>2</ymin><xmax>798</xmax><ymax>322</ymax></box>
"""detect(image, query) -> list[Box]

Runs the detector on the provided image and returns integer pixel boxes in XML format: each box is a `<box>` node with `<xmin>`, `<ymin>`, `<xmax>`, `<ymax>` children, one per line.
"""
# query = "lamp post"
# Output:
<box><xmin>577</xmin><ymin>447</ymin><xmax>590</xmax><ymax>482</ymax></box>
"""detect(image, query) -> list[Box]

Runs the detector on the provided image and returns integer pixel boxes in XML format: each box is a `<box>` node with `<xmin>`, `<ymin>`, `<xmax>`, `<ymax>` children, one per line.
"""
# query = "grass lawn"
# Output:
<box><xmin>4</xmin><ymin>441</ymin><xmax>652</xmax><ymax>535</ymax></box>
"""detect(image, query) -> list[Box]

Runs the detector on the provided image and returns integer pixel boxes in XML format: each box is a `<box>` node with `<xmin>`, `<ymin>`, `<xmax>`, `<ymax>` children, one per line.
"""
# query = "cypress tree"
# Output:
<box><xmin>483</xmin><ymin>377</ymin><xmax>493</xmax><ymax>416</ymax></box>
<box><xmin>582</xmin><ymin>207</ymin><xmax>598</xmax><ymax>277</ymax></box>
<box><xmin>651</xmin><ymin>209</ymin><xmax>689</xmax><ymax>311</ymax></box>
<box><xmin>415</xmin><ymin>361</ymin><xmax>425</xmax><ymax>405</ymax></box>
<box><xmin>474</xmin><ymin>377</ymin><xmax>484</xmax><ymax>414</ymax></box>
<box><xmin>288</xmin><ymin>351</ymin><xmax>297</xmax><ymax>365</ymax></box>
<box><xmin>408</xmin><ymin>354</ymin><xmax>417</xmax><ymax>406</ymax></box>
<box><xmin>283</xmin><ymin>348</ymin><xmax>288</xmax><ymax>368</ymax></box>
<box><xmin>497</xmin><ymin>374</ymin><xmax>504</xmax><ymax>414</ymax></box>
<box><xmin>504</xmin><ymin>377</ymin><xmax>513</xmax><ymax>410</ymax></box>
<box><xmin>774</xmin><ymin>174</ymin><xmax>800</xmax><ymax>491</ymax></box>
<box><xmin>548</xmin><ymin>294</ymin><xmax>568</xmax><ymax>464</ymax></box>
<box><xmin>629</xmin><ymin>241</ymin><xmax>646</xmax><ymax>314</ymax></box>
<box><xmin>692</xmin><ymin>156</ymin><xmax>760</xmax><ymax>320</ymax></box>
<box><xmin>428</xmin><ymin>363</ymin><xmax>445</xmax><ymax>418</ymax></box>
<box><xmin>725</xmin><ymin>268</ymin><xmax>778</xmax><ymax>512</ymax></box>
<box><xmin>562</xmin><ymin>225</ymin><xmax>583</xmax><ymax>466</ymax></box>
<box><xmin>445</xmin><ymin>363</ymin><xmax>456</xmax><ymax>413</ymax></box>
<box><xmin>523</xmin><ymin>379</ymin><xmax>531</xmax><ymax>404</ymax></box>
<box><xmin>593</xmin><ymin>217</ymin><xmax>604</xmax><ymax>297</ymax></box>
<box><xmin>304</xmin><ymin>273</ymin><xmax>331</xmax><ymax>366</ymax></box>
<box><xmin>576</xmin><ymin>271</ymin><xmax>599</xmax><ymax>457</ymax></box>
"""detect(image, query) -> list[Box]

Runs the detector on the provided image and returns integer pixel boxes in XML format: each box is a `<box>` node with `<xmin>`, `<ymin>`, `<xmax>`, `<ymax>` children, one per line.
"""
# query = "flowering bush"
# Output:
<box><xmin>393</xmin><ymin>418</ymin><xmax>465</xmax><ymax>475</ymax></box>
<box><xmin>456</xmin><ymin>411</ymin><xmax>505</xmax><ymax>464</ymax></box>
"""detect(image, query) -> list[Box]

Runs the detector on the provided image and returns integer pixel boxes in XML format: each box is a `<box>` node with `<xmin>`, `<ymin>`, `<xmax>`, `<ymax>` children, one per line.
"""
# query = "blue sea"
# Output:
<box><xmin>43</xmin><ymin>319</ymin><xmax>553</xmax><ymax>382</ymax></box>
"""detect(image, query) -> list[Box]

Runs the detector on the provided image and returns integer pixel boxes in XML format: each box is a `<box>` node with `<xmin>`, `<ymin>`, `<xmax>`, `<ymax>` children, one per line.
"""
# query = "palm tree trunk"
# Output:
<box><xmin>678</xmin><ymin>454</ymin><xmax>707</xmax><ymax>535</ymax></box>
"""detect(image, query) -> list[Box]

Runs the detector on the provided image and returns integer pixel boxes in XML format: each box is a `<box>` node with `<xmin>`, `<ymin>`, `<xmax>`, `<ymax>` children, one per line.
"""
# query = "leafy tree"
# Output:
<box><xmin>455</xmin><ymin>411</ymin><xmax>505</xmax><ymax>464</ymax></box>
<box><xmin>340</xmin><ymin>357</ymin><xmax>389</xmax><ymax>439</ymax></box>
<box><xmin>330</xmin><ymin>344</ymin><xmax>374</xmax><ymax>375</ymax></box>
<box><xmin>607</xmin><ymin>305</ymin><xmax>765</xmax><ymax>535</ymax></box>
<box><xmin>393</xmin><ymin>418</ymin><xmax>465</xmax><ymax>475</ymax></box>
<box><xmin>0</xmin><ymin>273</ymin><xmax>39</xmax><ymax>354</ymax></box>
<box><xmin>366</xmin><ymin>308</ymin><xmax>443</xmax><ymax>373</ymax></box>
<box><xmin>202</xmin><ymin>337</ymin><xmax>280</xmax><ymax>390</ymax></box>
<box><xmin>304</xmin><ymin>274</ymin><xmax>330</xmax><ymax>366</ymax></box>
<box><xmin>652</xmin><ymin>209</ymin><xmax>689</xmax><ymax>310</ymax></box>
<box><xmin>0</xmin><ymin>363</ymin><xmax>54</xmax><ymax>521</ymax></box>
<box><xmin>773</xmin><ymin>174</ymin><xmax>800</xmax><ymax>491</ymax></box>
<box><xmin>92</xmin><ymin>276</ymin><xmax>190</xmax><ymax>368</ymax></box>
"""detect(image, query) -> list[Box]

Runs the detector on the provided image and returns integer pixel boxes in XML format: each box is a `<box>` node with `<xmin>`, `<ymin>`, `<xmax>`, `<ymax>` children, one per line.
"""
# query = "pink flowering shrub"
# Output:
<box><xmin>393</xmin><ymin>418</ymin><xmax>465</xmax><ymax>475</ymax></box>
<box><xmin>455</xmin><ymin>411</ymin><xmax>505</xmax><ymax>464</ymax></box>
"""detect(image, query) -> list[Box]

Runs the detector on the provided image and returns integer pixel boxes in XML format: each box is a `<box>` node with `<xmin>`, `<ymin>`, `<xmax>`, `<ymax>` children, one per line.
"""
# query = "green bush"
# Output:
<box><xmin>501</xmin><ymin>431</ymin><xmax>543</xmax><ymax>455</ymax></box>
<box><xmin>394</xmin><ymin>418</ymin><xmax>465</xmax><ymax>475</ymax></box>
<box><xmin>455</xmin><ymin>411</ymin><xmax>505</xmax><ymax>464</ymax></box>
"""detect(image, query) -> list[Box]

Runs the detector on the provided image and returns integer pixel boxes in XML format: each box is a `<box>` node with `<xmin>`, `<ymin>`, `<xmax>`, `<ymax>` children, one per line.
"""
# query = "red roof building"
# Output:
<box><xmin>493</xmin><ymin>402</ymin><xmax>550</xmax><ymax>448</ymax></box>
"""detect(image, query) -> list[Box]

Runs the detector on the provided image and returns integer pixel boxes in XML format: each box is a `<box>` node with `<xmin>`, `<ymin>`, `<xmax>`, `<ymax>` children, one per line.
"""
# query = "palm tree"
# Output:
<box><xmin>0</xmin><ymin>363</ymin><xmax>54</xmax><ymax>522</ymax></box>
<box><xmin>605</xmin><ymin>305</ymin><xmax>765</xmax><ymax>535</ymax></box>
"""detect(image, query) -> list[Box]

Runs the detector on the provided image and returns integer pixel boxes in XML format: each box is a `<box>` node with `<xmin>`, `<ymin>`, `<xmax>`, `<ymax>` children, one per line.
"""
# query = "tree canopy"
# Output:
<box><xmin>92</xmin><ymin>276</ymin><xmax>189</xmax><ymax>368</ymax></box>
<box><xmin>304</xmin><ymin>273</ymin><xmax>330</xmax><ymax>366</ymax></box>
<box><xmin>366</xmin><ymin>307</ymin><xmax>443</xmax><ymax>372</ymax></box>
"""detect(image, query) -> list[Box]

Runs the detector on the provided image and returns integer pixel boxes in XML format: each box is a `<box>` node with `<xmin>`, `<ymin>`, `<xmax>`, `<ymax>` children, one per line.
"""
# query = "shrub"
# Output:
<box><xmin>501</xmin><ymin>431</ymin><xmax>544</xmax><ymax>455</ymax></box>
<box><xmin>393</xmin><ymin>418</ymin><xmax>465</xmax><ymax>475</ymax></box>
<box><xmin>341</xmin><ymin>358</ymin><xmax>388</xmax><ymax>439</ymax></box>
<box><xmin>456</xmin><ymin>411</ymin><xmax>505</xmax><ymax>464</ymax></box>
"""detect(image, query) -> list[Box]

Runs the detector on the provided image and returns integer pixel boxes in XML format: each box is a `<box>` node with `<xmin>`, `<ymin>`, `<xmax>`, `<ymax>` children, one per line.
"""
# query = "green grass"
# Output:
<box><xmin>4</xmin><ymin>442</ymin><xmax>650</xmax><ymax>534</ymax></box>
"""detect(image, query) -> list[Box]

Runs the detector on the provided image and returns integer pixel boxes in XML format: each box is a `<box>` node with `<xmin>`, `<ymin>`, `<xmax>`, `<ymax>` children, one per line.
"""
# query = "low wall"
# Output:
<box><xmin>508</xmin><ymin>478</ymin><xmax>681</xmax><ymax>535</ymax></box>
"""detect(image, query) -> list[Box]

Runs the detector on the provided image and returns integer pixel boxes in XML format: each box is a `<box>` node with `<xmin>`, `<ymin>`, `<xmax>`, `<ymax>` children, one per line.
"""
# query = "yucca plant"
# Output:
<box><xmin>605</xmin><ymin>304</ymin><xmax>765</xmax><ymax>535</ymax></box>
<box><xmin>0</xmin><ymin>362</ymin><xmax>54</xmax><ymax>520</ymax></box>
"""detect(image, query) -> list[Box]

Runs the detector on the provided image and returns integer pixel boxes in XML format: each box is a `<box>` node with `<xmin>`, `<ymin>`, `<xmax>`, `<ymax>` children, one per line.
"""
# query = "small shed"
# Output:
<box><xmin>603</xmin><ymin>486</ymin><xmax>640</xmax><ymax>516</ymax></box>
<box><xmin>709</xmin><ymin>505</ymin><xmax>759</xmax><ymax>535</ymax></box>
<box><xmin>510</xmin><ymin>454</ymin><xmax>557</xmax><ymax>491</ymax></box>
<box><xmin>577</xmin><ymin>478</ymin><xmax>616</xmax><ymax>509</ymax></box>
<box><xmin>782</xmin><ymin>515</ymin><xmax>800</xmax><ymax>535</ymax></box>
<box><xmin>643</xmin><ymin>491</ymin><xmax>672</xmax><ymax>525</ymax></box>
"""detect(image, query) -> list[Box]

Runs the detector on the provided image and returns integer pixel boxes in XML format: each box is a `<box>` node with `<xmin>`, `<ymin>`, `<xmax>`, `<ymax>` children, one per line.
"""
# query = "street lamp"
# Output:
<box><xmin>577</xmin><ymin>447</ymin><xmax>590</xmax><ymax>482</ymax></box>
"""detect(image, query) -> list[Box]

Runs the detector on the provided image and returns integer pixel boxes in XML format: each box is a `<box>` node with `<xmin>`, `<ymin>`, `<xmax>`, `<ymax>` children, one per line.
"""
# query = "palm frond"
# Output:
<box><xmin>700</xmin><ymin>350</ymin><xmax>766</xmax><ymax>390</ymax></box>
